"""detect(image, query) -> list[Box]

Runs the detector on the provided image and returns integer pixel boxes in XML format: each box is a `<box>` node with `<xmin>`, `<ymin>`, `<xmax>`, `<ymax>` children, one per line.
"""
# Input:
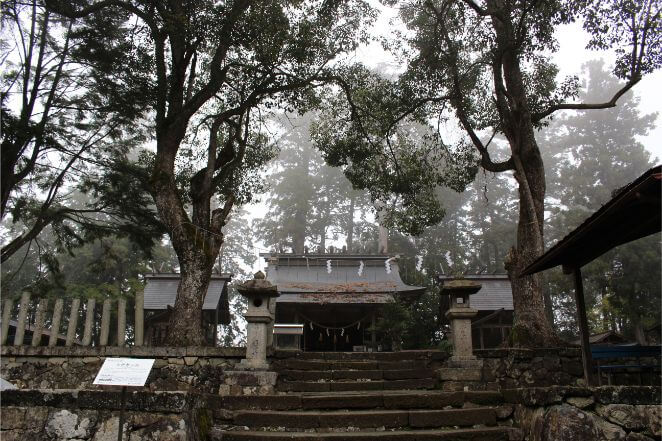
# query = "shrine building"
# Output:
<box><xmin>261</xmin><ymin>253</ymin><xmax>425</xmax><ymax>351</ymax></box>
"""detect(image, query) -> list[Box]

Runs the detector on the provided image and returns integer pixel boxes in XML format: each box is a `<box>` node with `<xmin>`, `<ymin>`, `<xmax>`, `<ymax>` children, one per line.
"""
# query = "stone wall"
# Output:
<box><xmin>440</xmin><ymin>348</ymin><xmax>585</xmax><ymax>391</ymax></box>
<box><xmin>504</xmin><ymin>386</ymin><xmax>661</xmax><ymax>441</ymax></box>
<box><xmin>1</xmin><ymin>346</ymin><xmax>244</xmax><ymax>394</ymax></box>
<box><xmin>0</xmin><ymin>389</ymin><xmax>217</xmax><ymax>441</ymax></box>
<box><xmin>476</xmin><ymin>348</ymin><xmax>585</xmax><ymax>389</ymax></box>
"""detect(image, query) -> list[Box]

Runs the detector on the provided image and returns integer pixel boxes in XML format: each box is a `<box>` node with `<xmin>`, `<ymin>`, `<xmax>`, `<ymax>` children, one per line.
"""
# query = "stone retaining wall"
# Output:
<box><xmin>504</xmin><ymin>386</ymin><xmax>661</xmax><ymax>441</ymax></box>
<box><xmin>1</xmin><ymin>346</ymin><xmax>244</xmax><ymax>393</ymax></box>
<box><xmin>476</xmin><ymin>347</ymin><xmax>585</xmax><ymax>389</ymax></box>
<box><xmin>0</xmin><ymin>389</ymin><xmax>215</xmax><ymax>441</ymax></box>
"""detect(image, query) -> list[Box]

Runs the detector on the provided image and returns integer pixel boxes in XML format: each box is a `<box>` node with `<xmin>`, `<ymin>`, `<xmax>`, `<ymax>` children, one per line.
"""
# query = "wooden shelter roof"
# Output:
<box><xmin>522</xmin><ymin>165</ymin><xmax>661</xmax><ymax>276</ymax></box>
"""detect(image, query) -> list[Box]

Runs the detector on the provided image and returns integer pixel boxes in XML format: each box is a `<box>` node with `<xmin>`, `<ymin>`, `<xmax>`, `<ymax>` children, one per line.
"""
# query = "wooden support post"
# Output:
<box><xmin>100</xmin><ymin>299</ymin><xmax>111</xmax><ymax>346</ymax></box>
<box><xmin>1</xmin><ymin>298</ymin><xmax>14</xmax><ymax>345</ymax></box>
<box><xmin>82</xmin><ymin>298</ymin><xmax>96</xmax><ymax>346</ymax></box>
<box><xmin>32</xmin><ymin>299</ymin><xmax>48</xmax><ymax>346</ymax></box>
<box><xmin>294</xmin><ymin>312</ymin><xmax>300</xmax><ymax>350</ymax></box>
<box><xmin>117</xmin><ymin>298</ymin><xmax>126</xmax><ymax>347</ymax></box>
<box><xmin>65</xmin><ymin>298</ymin><xmax>81</xmax><ymax>347</ymax></box>
<box><xmin>572</xmin><ymin>266</ymin><xmax>595</xmax><ymax>386</ymax></box>
<box><xmin>134</xmin><ymin>291</ymin><xmax>144</xmax><ymax>346</ymax></box>
<box><xmin>49</xmin><ymin>299</ymin><xmax>64</xmax><ymax>347</ymax></box>
<box><xmin>14</xmin><ymin>292</ymin><xmax>31</xmax><ymax>346</ymax></box>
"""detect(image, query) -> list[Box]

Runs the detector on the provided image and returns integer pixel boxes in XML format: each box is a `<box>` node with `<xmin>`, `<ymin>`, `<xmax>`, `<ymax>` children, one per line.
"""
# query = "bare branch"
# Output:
<box><xmin>532</xmin><ymin>77</ymin><xmax>640</xmax><ymax>122</ymax></box>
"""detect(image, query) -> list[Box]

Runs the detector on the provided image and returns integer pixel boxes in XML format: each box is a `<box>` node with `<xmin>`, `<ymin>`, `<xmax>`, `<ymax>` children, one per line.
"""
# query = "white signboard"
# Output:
<box><xmin>93</xmin><ymin>358</ymin><xmax>155</xmax><ymax>387</ymax></box>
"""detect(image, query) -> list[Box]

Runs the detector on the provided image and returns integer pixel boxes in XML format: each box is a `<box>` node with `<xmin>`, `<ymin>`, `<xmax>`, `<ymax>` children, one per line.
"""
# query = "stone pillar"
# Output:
<box><xmin>1</xmin><ymin>298</ymin><xmax>14</xmax><ymax>345</ymax></box>
<box><xmin>32</xmin><ymin>299</ymin><xmax>48</xmax><ymax>347</ymax></box>
<box><xmin>266</xmin><ymin>297</ymin><xmax>276</xmax><ymax>349</ymax></box>
<box><xmin>48</xmin><ymin>299</ymin><xmax>64</xmax><ymax>347</ymax></box>
<box><xmin>82</xmin><ymin>298</ymin><xmax>96</xmax><ymax>346</ymax></box>
<box><xmin>441</xmin><ymin>279</ymin><xmax>481</xmax><ymax>362</ymax></box>
<box><xmin>221</xmin><ymin>272</ymin><xmax>280</xmax><ymax>396</ymax></box>
<box><xmin>13</xmin><ymin>292</ymin><xmax>30</xmax><ymax>346</ymax></box>
<box><xmin>236</xmin><ymin>271</ymin><xmax>280</xmax><ymax>370</ymax></box>
<box><xmin>117</xmin><ymin>298</ymin><xmax>127</xmax><ymax>347</ymax></box>
<box><xmin>99</xmin><ymin>299</ymin><xmax>111</xmax><ymax>346</ymax></box>
<box><xmin>65</xmin><ymin>298</ymin><xmax>81</xmax><ymax>347</ymax></box>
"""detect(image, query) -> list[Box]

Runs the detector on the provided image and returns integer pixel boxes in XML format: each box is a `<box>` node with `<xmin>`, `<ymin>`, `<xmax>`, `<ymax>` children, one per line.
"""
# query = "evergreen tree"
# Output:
<box><xmin>46</xmin><ymin>0</ymin><xmax>376</xmax><ymax>345</ymax></box>
<box><xmin>1</xmin><ymin>0</ymin><xmax>160</xmax><ymax>263</ymax></box>
<box><xmin>256</xmin><ymin>113</ymin><xmax>371</xmax><ymax>254</ymax></box>
<box><xmin>540</xmin><ymin>60</ymin><xmax>660</xmax><ymax>342</ymax></box>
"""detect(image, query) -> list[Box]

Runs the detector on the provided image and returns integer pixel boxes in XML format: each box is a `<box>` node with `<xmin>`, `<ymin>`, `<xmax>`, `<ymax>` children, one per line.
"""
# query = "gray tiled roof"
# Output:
<box><xmin>143</xmin><ymin>274</ymin><xmax>230</xmax><ymax>311</ymax></box>
<box><xmin>277</xmin><ymin>292</ymin><xmax>395</xmax><ymax>304</ymax></box>
<box><xmin>262</xmin><ymin>254</ymin><xmax>425</xmax><ymax>303</ymax></box>
<box><xmin>439</xmin><ymin>274</ymin><xmax>513</xmax><ymax>311</ymax></box>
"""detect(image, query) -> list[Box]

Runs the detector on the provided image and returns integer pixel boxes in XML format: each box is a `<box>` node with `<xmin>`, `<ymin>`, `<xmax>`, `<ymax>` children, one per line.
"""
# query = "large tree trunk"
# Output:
<box><xmin>151</xmin><ymin>133</ymin><xmax>220</xmax><ymax>347</ymax></box>
<box><xmin>504</xmin><ymin>149</ymin><xmax>559</xmax><ymax>347</ymax></box>
<box><xmin>167</xmin><ymin>253</ymin><xmax>213</xmax><ymax>346</ymax></box>
<box><xmin>489</xmin><ymin>4</ymin><xmax>559</xmax><ymax>347</ymax></box>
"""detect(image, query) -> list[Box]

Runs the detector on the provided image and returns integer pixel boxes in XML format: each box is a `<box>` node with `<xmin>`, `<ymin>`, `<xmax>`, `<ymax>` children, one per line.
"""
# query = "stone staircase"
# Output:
<box><xmin>211</xmin><ymin>352</ymin><xmax>520</xmax><ymax>440</ymax></box>
<box><xmin>273</xmin><ymin>351</ymin><xmax>440</xmax><ymax>393</ymax></box>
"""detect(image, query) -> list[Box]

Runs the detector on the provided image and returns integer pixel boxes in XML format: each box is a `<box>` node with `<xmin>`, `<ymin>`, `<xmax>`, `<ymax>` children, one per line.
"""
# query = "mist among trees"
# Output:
<box><xmin>1</xmin><ymin>0</ymin><xmax>659</xmax><ymax>348</ymax></box>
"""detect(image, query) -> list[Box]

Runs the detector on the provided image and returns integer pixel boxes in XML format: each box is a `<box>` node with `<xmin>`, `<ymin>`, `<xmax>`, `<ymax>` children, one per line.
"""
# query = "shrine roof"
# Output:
<box><xmin>261</xmin><ymin>254</ymin><xmax>425</xmax><ymax>301</ymax></box>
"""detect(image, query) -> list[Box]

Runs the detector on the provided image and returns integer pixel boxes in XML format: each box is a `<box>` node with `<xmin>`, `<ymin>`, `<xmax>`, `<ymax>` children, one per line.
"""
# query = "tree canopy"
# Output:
<box><xmin>41</xmin><ymin>0</ymin><xmax>376</xmax><ymax>345</ymax></box>
<box><xmin>1</xmin><ymin>0</ymin><xmax>163</xmax><ymax>263</ymax></box>
<box><xmin>311</xmin><ymin>0</ymin><xmax>661</xmax><ymax>346</ymax></box>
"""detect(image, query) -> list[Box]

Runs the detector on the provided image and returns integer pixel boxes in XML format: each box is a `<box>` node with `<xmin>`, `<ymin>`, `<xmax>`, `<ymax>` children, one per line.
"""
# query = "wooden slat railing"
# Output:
<box><xmin>0</xmin><ymin>293</ymin><xmax>144</xmax><ymax>347</ymax></box>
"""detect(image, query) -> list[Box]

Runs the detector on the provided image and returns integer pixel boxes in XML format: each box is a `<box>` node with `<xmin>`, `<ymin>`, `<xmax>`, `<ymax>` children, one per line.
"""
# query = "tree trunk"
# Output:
<box><xmin>151</xmin><ymin>133</ymin><xmax>218</xmax><ymax>347</ymax></box>
<box><xmin>166</xmin><ymin>254</ymin><xmax>212</xmax><ymax>346</ymax></box>
<box><xmin>293</xmin><ymin>205</ymin><xmax>307</xmax><ymax>254</ymax></box>
<box><xmin>633</xmin><ymin>314</ymin><xmax>647</xmax><ymax>345</ymax></box>
<box><xmin>319</xmin><ymin>226</ymin><xmax>327</xmax><ymax>253</ymax></box>
<box><xmin>488</xmin><ymin>5</ymin><xmax>559</xmax><ymax>347</ymax></box>
<box><xmin>504</xmin><ymin>140</ymin><xmax>560</xmax><ymax>347</ymax></box>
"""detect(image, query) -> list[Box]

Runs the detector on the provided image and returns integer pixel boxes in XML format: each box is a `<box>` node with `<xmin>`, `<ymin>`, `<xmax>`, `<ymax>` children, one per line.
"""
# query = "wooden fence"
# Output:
<box><xmin>0</xmin><ymin>292</ymin><xmax>144</xmax><ymax>347</ymax></box>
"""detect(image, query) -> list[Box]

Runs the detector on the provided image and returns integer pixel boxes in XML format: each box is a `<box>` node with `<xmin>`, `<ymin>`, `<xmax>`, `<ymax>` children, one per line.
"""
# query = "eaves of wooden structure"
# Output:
<box><xmin>521</xmin><ymin>165</ymin><xmax>661</xmax><ymax>385</ymax></box>
<box><xmin>522</xmin><ymin>165</ymin><xmax>661</xmax><ymax>275</ymax></box>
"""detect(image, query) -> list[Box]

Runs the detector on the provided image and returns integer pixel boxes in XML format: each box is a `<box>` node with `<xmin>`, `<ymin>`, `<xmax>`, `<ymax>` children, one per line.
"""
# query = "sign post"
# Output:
<box><xmin>93</xmin><ymin>358</ymin><xmax>155</xmax><ymax>441</ymax></box>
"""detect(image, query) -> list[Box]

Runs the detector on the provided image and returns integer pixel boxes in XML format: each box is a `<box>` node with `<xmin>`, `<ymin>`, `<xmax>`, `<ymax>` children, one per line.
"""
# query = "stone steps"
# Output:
<box><xmin>279</xmin><ymin>369</ymin><xmax>436</xmax><ymax>382</ymax></box>
<box><xmin>274</xmin><ymin>355</ymin><xmax>437</xmax><ymax>393</ymax></box>
<box><xmin>277</xmin><ymin>378</ymin><xmax>438</xmax><ymax>393</ymax></box>
<box><xmin>219</xmin><ymin>391</ymin><xmax>504</xmax><ymax>411</ymax></box>
<box><xmin>274</xmin><ymin>359</ymin><xmax>424</xmax><ymax>371</ymax></box>
<box><xmin>273</xmin><ymin>350</ymin><xmax>447</xmax><ymax>362</ymax></box>
<box><xmin>214</xmin><ymin>353</ymin><xmax>517</xmax><ymax>441</ymax></box>
<box><xmin>212</xmin><ymin>427</ymin><xmax>515</xmax><ymax>440</ymax></box>
<box><xmin>232</xmin><ymin>407</ymin><xmax>497</xmax><ymax>429</ymax></box>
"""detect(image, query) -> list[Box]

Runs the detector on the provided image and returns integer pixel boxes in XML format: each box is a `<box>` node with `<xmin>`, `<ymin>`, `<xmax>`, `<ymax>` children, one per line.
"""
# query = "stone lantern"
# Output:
<box><xmin>441</xmin><ymin>279</ymin><xmax>481</xmax><ymax>362</ymax></box>
<box><xmin>236</xmin><ymin>271</ymin><xmax>279</xmax><ymax>370</ymax></box>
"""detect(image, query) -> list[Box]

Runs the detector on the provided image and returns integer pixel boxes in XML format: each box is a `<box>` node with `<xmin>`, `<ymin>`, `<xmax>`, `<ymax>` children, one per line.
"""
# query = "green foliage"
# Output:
<box><xmin>311</xmin><ymin>0</ymin><xmax>660</xmax><ymax>238</ymax></box>
<box><xmin>0</xmin><ymin>1</ymin><xmax>160</xmax><ymax>263</ymax></box>
<box><xmin>312</xmin><ymin>66</ymin><xmax>480</xmax><ymax>236</ymax></box>
<box><xmin>375</xmin><ymin>300</ymin><xmax>411</xmax><ymax>351</ymax></box>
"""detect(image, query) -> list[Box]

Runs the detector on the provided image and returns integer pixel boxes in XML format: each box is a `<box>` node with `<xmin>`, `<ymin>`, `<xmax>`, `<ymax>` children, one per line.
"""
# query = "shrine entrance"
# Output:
<box><xmin>263</xmin><ymin>253</ymin><xmax>424</xmax><ymax>352</ymax></box>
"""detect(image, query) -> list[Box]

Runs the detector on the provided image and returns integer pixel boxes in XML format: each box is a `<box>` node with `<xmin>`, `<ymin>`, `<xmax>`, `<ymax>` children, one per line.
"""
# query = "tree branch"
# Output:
<box><xmin>532</xmin><ymin>77</ymin><xmax>641</xmax><ymax>122</ymax></box>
